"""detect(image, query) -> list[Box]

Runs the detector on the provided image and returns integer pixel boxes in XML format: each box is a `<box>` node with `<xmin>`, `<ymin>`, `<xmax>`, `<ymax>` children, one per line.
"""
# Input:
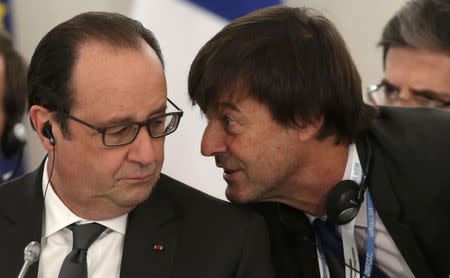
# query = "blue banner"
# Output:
<box><xmin>186</xmin><ymin>0</ymin><xmax>282</xmax><ymax>21</ymax></box>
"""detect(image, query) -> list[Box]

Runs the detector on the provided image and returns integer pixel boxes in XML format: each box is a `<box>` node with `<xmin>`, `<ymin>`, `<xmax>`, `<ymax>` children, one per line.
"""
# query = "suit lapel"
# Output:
<box><xmin>120</xmin><ymin>182</ymin><xmax>178</xmax><ymax>278</ymax></box>
<box><xmin>284</xmin><ymin>210</ymin><xmax>320</xmax><ymax>278</ymax></box>
<box><xmin>357</xmin><ymin>138</ymin><xmax>434</xmax><ymax>277</ymax></box>
<box><xmin>263</xmin><ymin>203</ymin><xmax>320</xmax><ymax>278</ymax></box>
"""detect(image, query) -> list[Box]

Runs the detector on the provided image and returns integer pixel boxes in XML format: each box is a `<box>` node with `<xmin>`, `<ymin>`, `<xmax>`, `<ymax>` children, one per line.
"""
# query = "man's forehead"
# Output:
<box><xmin>68</xmin><ymin>39</ymin><xmax>167</xmax><ymax>117</ymax></box>
<box><xmin>205</xmin><ymin>90</ymin><xmax>251</xmax><ymax>113</ymax></box>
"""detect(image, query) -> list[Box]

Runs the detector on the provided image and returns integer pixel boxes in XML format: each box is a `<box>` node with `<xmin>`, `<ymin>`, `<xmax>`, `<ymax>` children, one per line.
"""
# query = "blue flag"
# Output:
<box><xmin>0</xmin><ymin>0</ymin><xmax>12</xmax><ymax>33</ymax></box>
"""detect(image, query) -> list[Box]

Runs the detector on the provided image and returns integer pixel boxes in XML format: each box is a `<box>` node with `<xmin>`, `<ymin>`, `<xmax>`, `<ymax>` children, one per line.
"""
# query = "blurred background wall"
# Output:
<box><xmin>11</xmin><ymin>0</ymin><xmax>405</xmax><ymax>200</ymax></box>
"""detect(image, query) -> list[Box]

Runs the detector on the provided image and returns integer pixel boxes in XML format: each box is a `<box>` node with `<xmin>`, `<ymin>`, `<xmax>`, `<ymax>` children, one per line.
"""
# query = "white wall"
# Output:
<box><xmin>13</xmin><ymin>0</ymin><xmax>405</xmax><ymax>200</ymax></box>
<box><xmin>288</xmin><ymin>0</ymin><xmax>406</xmax><ymax>97</ymax></box>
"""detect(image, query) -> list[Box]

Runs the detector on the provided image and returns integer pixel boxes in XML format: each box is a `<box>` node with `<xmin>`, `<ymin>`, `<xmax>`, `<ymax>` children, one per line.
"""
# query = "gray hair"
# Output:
<box><xmin>379</xmin><ymin>0</ymin><xmax>450</xmax><ymax>64</ymax></box>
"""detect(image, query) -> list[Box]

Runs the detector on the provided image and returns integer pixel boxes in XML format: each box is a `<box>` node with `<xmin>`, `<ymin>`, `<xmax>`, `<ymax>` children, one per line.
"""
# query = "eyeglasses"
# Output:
<box><xmin>61</xmin><ymin>98</ymin><xmax>183</xmax><ymax>146</ymax></box>
<box><xmin>367</xmin><ymin>82</ymin><xmax>450</xmax><ymax>109</ymax></box>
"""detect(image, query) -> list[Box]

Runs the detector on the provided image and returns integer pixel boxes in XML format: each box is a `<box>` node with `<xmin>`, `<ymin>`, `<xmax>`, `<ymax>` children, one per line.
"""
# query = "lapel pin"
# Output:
<box><xmin>153</xmin><ymin>243</ymin><xmax>164</xmax><ymax>251</ymax></box>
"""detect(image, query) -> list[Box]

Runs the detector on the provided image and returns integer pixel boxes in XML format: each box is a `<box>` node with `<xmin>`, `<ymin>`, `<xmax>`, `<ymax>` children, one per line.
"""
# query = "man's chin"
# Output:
<box><xmin>225</xmin><ymin>185</ymin><xmax>254</xmax><ymax>204</ymax></box>
<box><xmin>116</xmin><ymin>190</ymin><xmax>152</xmax><ymax>210</ymax></box>
<box><xmin>116</xmin><ymin>181</ymin><xmax>155</xmax><ymax>208</ymax></box>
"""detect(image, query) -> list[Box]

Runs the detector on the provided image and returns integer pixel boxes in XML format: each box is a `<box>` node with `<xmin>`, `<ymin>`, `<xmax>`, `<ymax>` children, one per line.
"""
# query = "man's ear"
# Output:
<box><xmin>29</xmin><ymin>105</ymin><xmax>55</xmax><ymax>151</ymax></box>
<box><xmin>296</xmin><ymin>116</ymin><xmax>323</xmax><ymax>142</ymax></box>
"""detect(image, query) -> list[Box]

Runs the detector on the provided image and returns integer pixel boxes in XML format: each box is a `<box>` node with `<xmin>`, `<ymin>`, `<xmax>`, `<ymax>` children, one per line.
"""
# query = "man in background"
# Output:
<box><xmin>0</xmin><ymin>12</ymin><xmax>274</xmax><ymax>278</ymax></box>
<box><xmin>189</xmin><ymin>6</ymin><xmax>449</xmax><ymax>278</ymax></box>
<box><xmin>0</xmin><ymin>30</ymin><xmax>27</xmax><ymax>181</ymax></box>
<box><xmin>368</xmin><ymin>0</ymin><xmax>450</xmax><ymax>109</ymax></box>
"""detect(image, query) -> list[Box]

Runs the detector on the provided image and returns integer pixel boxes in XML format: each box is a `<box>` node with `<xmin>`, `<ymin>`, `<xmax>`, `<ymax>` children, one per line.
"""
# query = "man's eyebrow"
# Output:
<box><xmin>148</xmin><ymin>103</ymin><xmax>168</xmax><ymax>117</ymax></box>
<box><xmin>217</xmin><ymin>101</ymin><xmax>241</xmax><ymax>113</ymax></box>
<box><xmin>380</xmin><ymin>79</ymin><xmax>398</xmax><ymax>90</ymax></box>
<box><xmin>411</xmin><ymin>89</ymin><xmax>450</xmax><ymax>102</ymax></box>
<box><xmin>101</xmin><ymin>102</ymin><xmax>168</xmax><ymax>126</ymax></box>
<box><xmin>381</xmin><ymin>78</ymin><xmax>450</xmax><ymax>105</ymax></box>
<box><xmin>105</xmin><ymin>116</ymin><xmax>134</xmax><ymax>126</ymax></box>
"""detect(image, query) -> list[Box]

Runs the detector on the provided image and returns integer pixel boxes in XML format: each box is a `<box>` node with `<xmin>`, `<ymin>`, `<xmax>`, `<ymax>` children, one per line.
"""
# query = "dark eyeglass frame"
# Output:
<box><xmin>367</xmin><ymin>82</ymin><xmax>450</xmax><ymax>108</ymax></box>
<box><xmin>60</xmin><ymin>98</ymin><xmax>183</xmax><ymax>146</ymax></box>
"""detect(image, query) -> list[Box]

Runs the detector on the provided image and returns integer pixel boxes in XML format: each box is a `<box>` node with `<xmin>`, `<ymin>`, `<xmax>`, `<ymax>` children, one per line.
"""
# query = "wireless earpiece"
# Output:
<box><xmin>42</xmin><ymin>122</ymin><xmax>55</xmax><ymax>146</ymax></box>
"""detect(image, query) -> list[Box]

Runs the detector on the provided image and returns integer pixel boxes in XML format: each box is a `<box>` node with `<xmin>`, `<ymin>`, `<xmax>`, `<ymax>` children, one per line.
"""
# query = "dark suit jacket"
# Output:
<box><xmin>252</xmin><ymin>107</ymin><xmax>450</xmax><ymax>278</ymax></box>
<box><xmin>0</xmin><ymin>166</ymin><xmax>275</xmax><ymax>278</ymax></box>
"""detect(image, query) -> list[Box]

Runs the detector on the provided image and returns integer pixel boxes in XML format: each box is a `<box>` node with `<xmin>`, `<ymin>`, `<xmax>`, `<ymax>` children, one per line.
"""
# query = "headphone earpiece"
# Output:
<box><xmin>42</xmin><ymin>123</ymin><xmax>55</xmax><ymax>146</ymax></box>
<box><xmin>325</xmin><ymin>180</ymin><xmax>360</xmax><ymax>225</ymax></box>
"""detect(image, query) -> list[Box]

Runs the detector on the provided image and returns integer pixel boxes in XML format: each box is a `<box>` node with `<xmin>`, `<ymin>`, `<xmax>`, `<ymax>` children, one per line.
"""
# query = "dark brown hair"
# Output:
<box><xmin>189</xmin><ymin>6</ymin><xmax>373</xmax><ymax>143</ymax></box>
<box><xmin>27</xmin><ymin>12</ymin><xmax>164</xmax><ymax>137</ymax></box>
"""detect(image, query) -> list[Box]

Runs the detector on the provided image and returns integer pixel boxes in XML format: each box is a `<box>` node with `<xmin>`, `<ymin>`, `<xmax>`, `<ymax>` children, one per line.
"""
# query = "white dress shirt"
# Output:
<box><xmin>37</xmin><ymin>159</ymin><xmax>128</xmax><ymax>278</ymax></box>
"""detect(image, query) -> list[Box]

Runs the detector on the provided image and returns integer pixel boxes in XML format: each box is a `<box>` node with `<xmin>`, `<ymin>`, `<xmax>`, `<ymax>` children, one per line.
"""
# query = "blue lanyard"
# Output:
<box><xmin>353</xmin><ymin>144</ymin><xmax>376</xmax><ymax>277</ymax></box>
<box><xmin>363</xmin><ymin>191</ymin><xmax>376</xmax><ymax>277</ymax></box>
<box><xmin>317</xmin><ymin>193</ymin><xmax>377</xmax><ymax>278</ymax></box>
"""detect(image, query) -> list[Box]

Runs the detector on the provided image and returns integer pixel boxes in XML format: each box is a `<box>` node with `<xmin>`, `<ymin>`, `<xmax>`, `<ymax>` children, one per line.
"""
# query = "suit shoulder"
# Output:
<box><xmin>154</xmin><ymin>174</ymin><xmax>260</xmax><ymax>221</ymax></box>
<box><xmin>375</xmin><ymin>106</ymin><xmax>449</xmax><ymax>133</ymax></box>
<box><xmin>0</xmin><ymin>170</ymin><xmax>36</xmax><ymax>199</ymax></box>
<box><xmin>0</xmin><ymin>170</ymin><xmax>41</xmax><ymax>219</ymax></box>
<box><xmin>372</xmin><ymin>107</ymin><xmax>450</xmax><ymax>149</ymax></box>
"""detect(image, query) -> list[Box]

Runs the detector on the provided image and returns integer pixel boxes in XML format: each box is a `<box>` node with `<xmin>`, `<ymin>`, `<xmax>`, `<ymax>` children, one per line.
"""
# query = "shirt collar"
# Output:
<box><xmin>41</xmin><ymin>158</ymin><xmax>128</xmax><ymax>238</ymax></box>
<box><xmin>342</xmin><ymin>143</ymin><xmax>359</xmax><ymax>182</ymax></box>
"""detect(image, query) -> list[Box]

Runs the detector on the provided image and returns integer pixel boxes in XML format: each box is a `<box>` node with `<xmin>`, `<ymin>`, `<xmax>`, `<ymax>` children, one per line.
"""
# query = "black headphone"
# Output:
<box><xmin>42</xmin><ymin>122</ymin><xmax>55</xmax><ymax>146</ymax></box>
<box><xmin>325</xmin><ymin>137</ymin><xmax>373</xmax><ymax>225</ymax></box>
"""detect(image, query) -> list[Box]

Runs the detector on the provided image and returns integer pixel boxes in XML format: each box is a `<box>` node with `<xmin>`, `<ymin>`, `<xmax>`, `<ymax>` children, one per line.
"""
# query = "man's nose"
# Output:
<box><xmin>201</xmin><ymin>122</ymin><xmax>227</xmax><ymax>157</ymax></box>
<box><xmin>392</xmin><ymin>88</ymin><xmax>418</xmax><ymax>106</ymax></box>
<box><xmin>127</xmin><ymin>126</ymin><xmax>161</xmax><ymax>165</ymax></box>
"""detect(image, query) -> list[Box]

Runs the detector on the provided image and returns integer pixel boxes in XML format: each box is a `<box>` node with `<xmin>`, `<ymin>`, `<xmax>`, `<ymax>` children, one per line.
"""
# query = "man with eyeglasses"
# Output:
<box><xmin>0</xmin><ymin>12</ymin><xmax>274</xmax><ymax>278</ymax></box>
<box><xmin>368</xmin><ymin>0</ymin><xmax>450</xmax><ymax>109</ymax></box>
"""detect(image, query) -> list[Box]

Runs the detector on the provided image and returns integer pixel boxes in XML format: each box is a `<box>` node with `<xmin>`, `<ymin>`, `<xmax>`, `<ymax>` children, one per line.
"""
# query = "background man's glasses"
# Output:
<box><xmin>61</xmin><ymin>98</ymin><xmax>183</xmax><ymax>146</ymax></box>
<box><xmin>367</xmin><ymin>82</ymin><xmax>450</xmax><ymax>109</ymax></box>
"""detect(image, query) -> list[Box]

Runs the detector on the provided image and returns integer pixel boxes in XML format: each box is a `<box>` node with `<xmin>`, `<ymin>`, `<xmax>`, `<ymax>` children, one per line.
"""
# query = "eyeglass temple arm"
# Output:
<box><xmin>367</xmin><ymin>84</ymin><xmax>381</xmax><ymax>106</ymax></box>
<box><xmin>167</xmin><ymin>98</ymin><xmax>182</xmax><ymax>112</ymax></box>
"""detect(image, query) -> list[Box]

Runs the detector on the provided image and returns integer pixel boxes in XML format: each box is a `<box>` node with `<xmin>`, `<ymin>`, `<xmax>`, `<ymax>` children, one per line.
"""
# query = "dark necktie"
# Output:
<box><xmin>313</xmin><ymin>218</ymin><xmax>387</xmax><ymax>278</ymax></box>
<box><xmin>58</xmin><ymin>223</ymin><xmax>106</xmax><ymax>278</ymax></box>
